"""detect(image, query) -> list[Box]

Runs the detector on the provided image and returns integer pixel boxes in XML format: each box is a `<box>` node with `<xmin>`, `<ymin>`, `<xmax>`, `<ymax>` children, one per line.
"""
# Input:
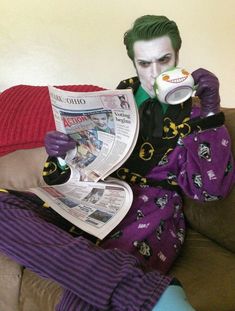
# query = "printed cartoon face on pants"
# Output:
<box><xmin>133</xmin><ymin>240</ymin><xmax>152</xmax><ymax>258</ymax></box>
<box><xmin>198</xmin><ymin>142</ymin><xmax>212</xmax><ymax>161</ymax></box>
<box><xmin>154</xmin><ymin>194</ymin><xmax>169</xmax><ymax>209</ymax></box>
<box><xmin>156</xmin><ymin>220</ymin><xmax>165</xmax><ymax>240</ymax></box>
<box><xmin>133</xmin><ymin>36</ymin><xmax>177</xmax><ymax>97</ymax></box>
<box><xmin>202</xmin><ymin>191</ymin><xmax>222</xmax><ymax>202</ymax></box>
<box><xmin>192</xmin><ymin>174</ymin><xmax>203</xmax><ymax>189</ymax></box>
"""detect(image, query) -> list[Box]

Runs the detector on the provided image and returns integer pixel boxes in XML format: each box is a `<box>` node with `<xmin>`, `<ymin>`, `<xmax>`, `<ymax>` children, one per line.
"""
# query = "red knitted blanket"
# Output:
<box><xmin>0</xmin><ymin>84</ymin><xmax>104</xmax><ymax>156</ymax></box>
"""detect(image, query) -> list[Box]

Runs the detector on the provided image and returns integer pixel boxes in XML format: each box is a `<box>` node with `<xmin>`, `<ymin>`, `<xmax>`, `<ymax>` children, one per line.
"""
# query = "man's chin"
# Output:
<box><xmin>142</xmin><ymin>85</ymin><xmax>155</xmax><ymax>98</ymax></box>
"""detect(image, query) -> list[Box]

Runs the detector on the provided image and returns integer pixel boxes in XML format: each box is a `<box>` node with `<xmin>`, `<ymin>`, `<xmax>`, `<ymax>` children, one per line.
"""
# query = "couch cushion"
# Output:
<box><xmin>0</xmin><ymin>84</ymin><xmax>104</xmax><ymax>156</ymax></box>
<box><xmin>184</xmin><ymin>107</ymin><xmax>235</xmax><ymax>253</ymax></box>
<box><xmin>0</xmin><ymin>147</ymin><xmax>47</xmax><ymax>190</ymax></box>
<box><xmin>170</xmin><ymin>229</ymin><xmax>235</xmax><ymax>311</ymax></box>
<box><xmin>0</xmin><ymin>253</ymin><xmax>23</xmax><ymax>311</ymax></box>
<box><xmin>19</xmin><ymin>269</ymin><xmax>62</xmax><ymax>311</ymax></box>
<box><xmin>184</xmin><ymin>188</ymin><xmax>235</xmax><ymax>253</ymax></box>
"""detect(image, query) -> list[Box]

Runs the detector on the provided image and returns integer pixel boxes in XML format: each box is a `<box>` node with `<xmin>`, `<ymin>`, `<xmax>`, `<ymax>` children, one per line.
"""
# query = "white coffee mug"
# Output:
<box><xmin>154</xmin><ymin>67</ymin><xmax>195</xmax><ymax>105</ymax></box>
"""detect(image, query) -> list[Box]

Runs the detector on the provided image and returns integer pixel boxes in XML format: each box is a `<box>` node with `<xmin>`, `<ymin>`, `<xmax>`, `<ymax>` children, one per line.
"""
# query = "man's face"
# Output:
<box><xmin>133</xmin><ymin>36</ymin><xmax>177</xmax><ymax>97</ymax></box>
<box><xmin>90</xmin><ymin>113</ymin><xmax>108</xmax><ymax>130</ymax></box>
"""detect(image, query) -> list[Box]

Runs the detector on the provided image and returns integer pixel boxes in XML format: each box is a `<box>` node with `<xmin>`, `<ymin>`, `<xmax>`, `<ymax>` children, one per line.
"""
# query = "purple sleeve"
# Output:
<box><xmin>177</xmin><ymin>125</ymin><xmax>235</xmax><ymax>201</ymax></box>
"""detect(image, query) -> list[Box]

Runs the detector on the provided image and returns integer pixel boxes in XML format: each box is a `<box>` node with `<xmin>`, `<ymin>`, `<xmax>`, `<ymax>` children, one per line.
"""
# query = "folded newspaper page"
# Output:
<box><xmin>31</xmin><ymin>86</ymin><xmax>139</xmax><ymax>239</ymax></box>
<box><xmin>31</xmin><ymin>178</ymin><xmax>133</xmax><ymax>239</ymax></box>
<box><xmin>48</xmin><ymin>86</ymin><xmax>139</xmax><ymax>182</ymax></box>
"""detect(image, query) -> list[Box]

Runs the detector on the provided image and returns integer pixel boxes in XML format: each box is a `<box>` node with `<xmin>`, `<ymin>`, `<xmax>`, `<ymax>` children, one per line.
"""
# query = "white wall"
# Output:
<box><xmin>0</xmin><ymin>0</ymin><xmax>234</xmax><ymax>106</ymax></box>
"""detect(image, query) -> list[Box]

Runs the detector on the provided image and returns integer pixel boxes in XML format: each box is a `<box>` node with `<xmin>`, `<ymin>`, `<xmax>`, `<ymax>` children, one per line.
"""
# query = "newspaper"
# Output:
<box><xmin>48</xmin><ymin>86</ymin><xmax>139</xmax><ymax>182</ymax></box>
<box><xmin>31</xmin><ymin>86</ymin><xmax>139</xmax><ymax>239</ymax></box>
<box><xmin>32</xmin><ymin>178</ymin><xmax>133</xmax><ymax>240</ymax></box>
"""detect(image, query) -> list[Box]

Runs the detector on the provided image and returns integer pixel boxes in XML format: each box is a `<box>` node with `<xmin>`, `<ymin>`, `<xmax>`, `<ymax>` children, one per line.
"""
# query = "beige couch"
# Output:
<box><xmin>0</xmin><ymin>107</ymin><xmax>235</xmax><ymax>311</ymax></box>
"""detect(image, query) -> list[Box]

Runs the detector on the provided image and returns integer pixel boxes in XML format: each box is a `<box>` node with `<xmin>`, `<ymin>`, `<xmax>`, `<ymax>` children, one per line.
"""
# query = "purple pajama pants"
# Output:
<box><xmin>0</xmin><ymin>191</ymin><xmax>172</xmax><ymax>310</ymax></box>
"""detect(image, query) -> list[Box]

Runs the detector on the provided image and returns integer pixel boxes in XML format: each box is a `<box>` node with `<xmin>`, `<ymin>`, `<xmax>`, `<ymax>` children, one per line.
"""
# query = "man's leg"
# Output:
<box><xmin>0</xmin><ymin>192</ymin><xmax>172</xmax><ymax>310</ymax></box>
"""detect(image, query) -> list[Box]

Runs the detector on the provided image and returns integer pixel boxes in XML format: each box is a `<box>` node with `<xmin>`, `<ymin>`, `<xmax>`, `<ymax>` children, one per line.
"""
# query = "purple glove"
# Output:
<box><xmin>45</xmin><ymin>131</ymin><xmax>76</xmax><ymax>157</ymax></box>
<box><xmin>192</xmin><ymin>68</ymin><xmax>220</xmax><ymax>117</ymax></box>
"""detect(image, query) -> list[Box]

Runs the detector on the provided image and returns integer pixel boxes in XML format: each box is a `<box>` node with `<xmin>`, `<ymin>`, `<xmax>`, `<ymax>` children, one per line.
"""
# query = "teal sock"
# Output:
<box><xmin>152</xmin><ymin>285</ymin><xmax>196</xmax><ymax>311</ymax></box>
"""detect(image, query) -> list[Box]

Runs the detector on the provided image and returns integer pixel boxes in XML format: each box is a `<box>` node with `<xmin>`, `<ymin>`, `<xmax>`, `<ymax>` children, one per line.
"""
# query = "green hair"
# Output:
<box><xmin>124</xmin><ymin>15</ymin><xmax>182</xmax><ymax>60</ymax></box>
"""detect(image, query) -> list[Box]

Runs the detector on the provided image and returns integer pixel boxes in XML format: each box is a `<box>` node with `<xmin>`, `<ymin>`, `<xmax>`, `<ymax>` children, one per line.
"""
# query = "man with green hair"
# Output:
<box><xmin>1</xmin><ymin>15</ymin><xmax>234</xmax><ymax>311</ymax></box>
<box><xmin>123</xmin><ymin>15</ymin><xmax>181</xmax><ymax>97</ymax></box>
<box><xmin>124</xmin><ymin>15</ymin><xmax>181</xmax><ymax>62</ymax></box>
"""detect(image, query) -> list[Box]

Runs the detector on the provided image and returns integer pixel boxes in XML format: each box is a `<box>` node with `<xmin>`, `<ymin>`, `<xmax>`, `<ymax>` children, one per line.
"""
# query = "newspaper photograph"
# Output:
<box><xmin>48</xmin><ymin>86</ymin><xmax>139</xmax><ymax>182</ymax></box>
<box><xmin>31</xmin><ymin>178</ymin><xmax>133</xmax><ymax>240</ymax></box>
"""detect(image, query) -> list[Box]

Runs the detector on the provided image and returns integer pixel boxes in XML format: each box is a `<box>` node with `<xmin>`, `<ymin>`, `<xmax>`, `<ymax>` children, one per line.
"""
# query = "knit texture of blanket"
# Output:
<box><xmin>0</xmin><ymin>84</ymin><xmax>104</xmax><ymax>156</ymax></box>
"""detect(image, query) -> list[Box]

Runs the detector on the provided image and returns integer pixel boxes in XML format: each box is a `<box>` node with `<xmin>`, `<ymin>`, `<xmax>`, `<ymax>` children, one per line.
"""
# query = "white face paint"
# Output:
<box><xmin>90</xmin><ymin>113</ymin><xmax>109</xmax><ymax>130</ymax></box>
<box><xmin>133</xmin><ymin>36</ymin><xmax>177</xmax><ymax>97</ymax></box>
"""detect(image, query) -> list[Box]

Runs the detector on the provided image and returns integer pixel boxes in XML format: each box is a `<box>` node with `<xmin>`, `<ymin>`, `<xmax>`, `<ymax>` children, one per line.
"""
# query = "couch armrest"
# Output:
<box><xmin>0</xmin><ymin>253</ymin><xmax>23</xmax><ymax>311</ymax></box>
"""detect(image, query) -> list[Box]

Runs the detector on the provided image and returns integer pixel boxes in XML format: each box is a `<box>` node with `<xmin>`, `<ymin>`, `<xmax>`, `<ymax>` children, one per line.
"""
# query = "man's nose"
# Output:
<box><xmin>151</xmin><ymin>62</ymin><xmax>161</xmax><ymax>79</ymax></box>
